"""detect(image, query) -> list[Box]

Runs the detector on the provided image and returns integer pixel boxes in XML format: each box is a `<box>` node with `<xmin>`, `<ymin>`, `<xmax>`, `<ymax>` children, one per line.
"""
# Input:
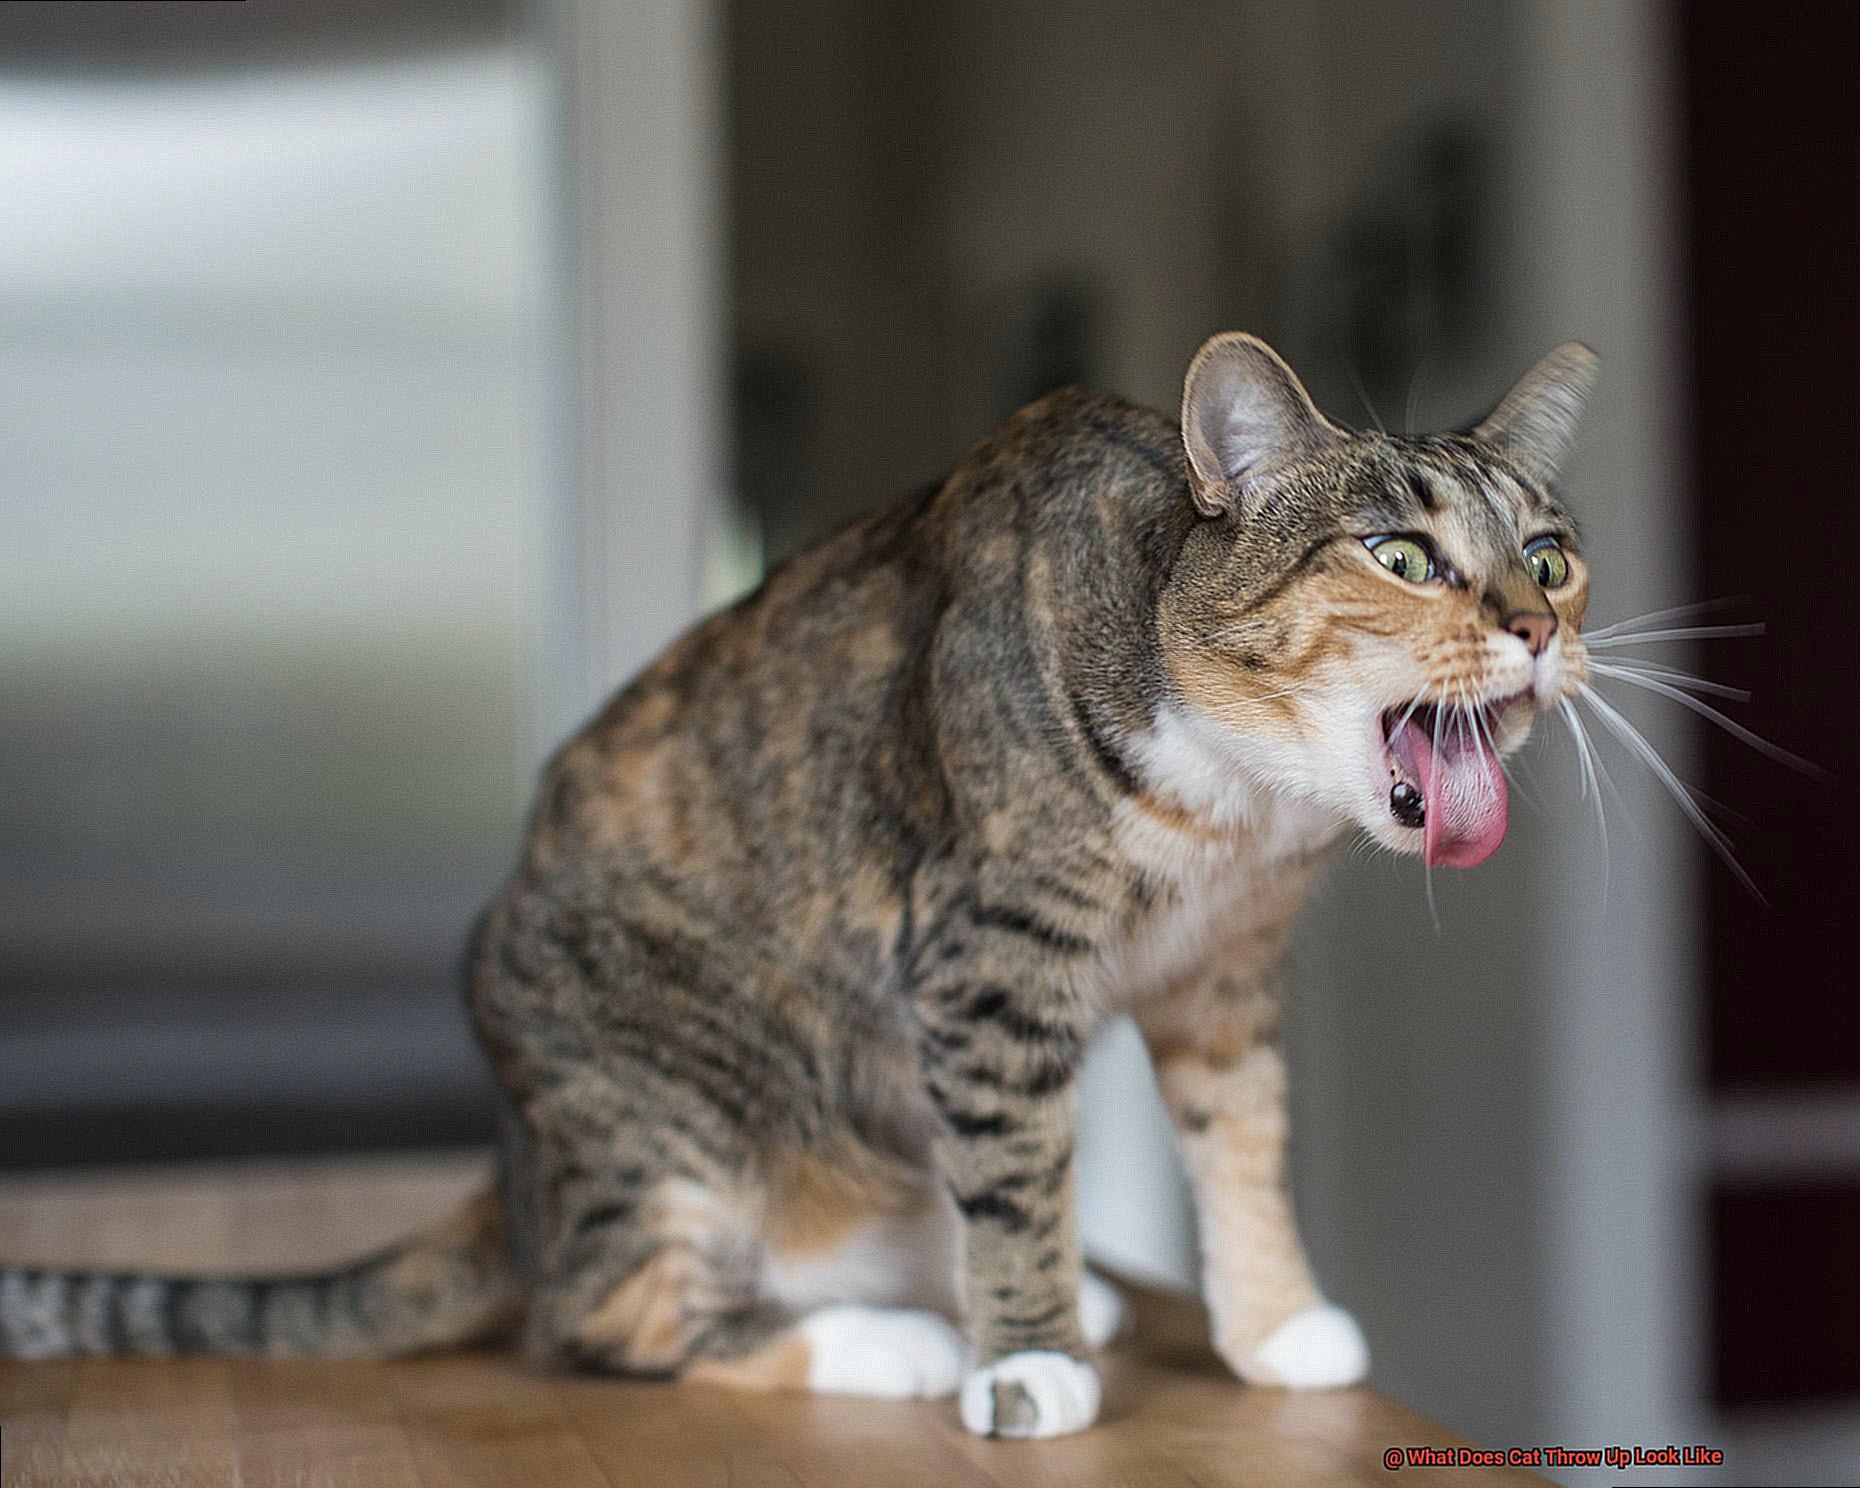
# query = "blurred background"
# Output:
<box><xmin>0</xmin><ymin>1</ymin><xmax>1852</xmax><ymax>1482</ymax></box>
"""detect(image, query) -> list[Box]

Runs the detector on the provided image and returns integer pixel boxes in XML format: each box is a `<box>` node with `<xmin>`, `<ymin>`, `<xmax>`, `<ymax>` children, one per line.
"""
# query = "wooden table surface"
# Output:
<box><xmin>0</xmin><ymin>1152</ymin><xmax>1546</xmax><ymax>1487</ymax></box>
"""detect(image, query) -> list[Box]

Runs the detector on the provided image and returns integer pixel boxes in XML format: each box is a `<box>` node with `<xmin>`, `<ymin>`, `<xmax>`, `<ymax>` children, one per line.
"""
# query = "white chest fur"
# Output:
<box><xmin>1103</xmin><ymin>706</ymin><xmax>1342</xmax><ymax>1003</ymax></box>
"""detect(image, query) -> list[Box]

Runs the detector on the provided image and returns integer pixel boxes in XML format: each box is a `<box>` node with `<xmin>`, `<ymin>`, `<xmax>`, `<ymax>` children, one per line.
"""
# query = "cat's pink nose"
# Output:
<box><xmin>1505</xmin><ymin>610</ymin><xmax>1558</xmax><ymax>656</ymax></box>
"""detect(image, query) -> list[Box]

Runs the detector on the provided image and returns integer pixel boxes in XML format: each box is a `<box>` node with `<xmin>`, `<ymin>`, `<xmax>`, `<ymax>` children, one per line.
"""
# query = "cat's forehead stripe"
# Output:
<box><xmin>1384</xmin><ymin>447</ymin><xmax>1509</xmax><ymax>524</ymax></box>
<box><xmin>1427</xmin><ymin>449</ymin><xmax>1537</xmax><ymax>530</ymax></box>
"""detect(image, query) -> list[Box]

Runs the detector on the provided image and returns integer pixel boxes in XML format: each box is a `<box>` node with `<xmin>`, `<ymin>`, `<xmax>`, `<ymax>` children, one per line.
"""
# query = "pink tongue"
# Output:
<box><xmin>1388</xmin><ymin>715</ymin><xmax>1510</xmax><ymax>868</ymax></box>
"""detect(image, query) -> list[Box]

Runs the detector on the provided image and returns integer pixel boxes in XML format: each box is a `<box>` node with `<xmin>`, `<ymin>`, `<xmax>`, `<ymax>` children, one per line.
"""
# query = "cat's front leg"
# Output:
<box><xmin>916</xmin><ymin>899</ymin><xmax>1099</xmax><ymax>1439</ymax></box>
<box><xmin>1138</xmin><ymin>977</ymin><xmax>1369</xmax><ymax>1390</ymax></box>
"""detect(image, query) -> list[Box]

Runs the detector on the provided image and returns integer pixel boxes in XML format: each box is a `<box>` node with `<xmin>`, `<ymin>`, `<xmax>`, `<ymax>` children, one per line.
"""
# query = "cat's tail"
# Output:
<box><xmin>0</xmin><ymin>1185</ymin><xmax>519</xmax><ymax>1360</ymax></box>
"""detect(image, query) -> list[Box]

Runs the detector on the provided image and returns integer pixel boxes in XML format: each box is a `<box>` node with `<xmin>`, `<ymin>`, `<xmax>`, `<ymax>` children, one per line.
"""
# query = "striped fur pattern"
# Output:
<box><xmin>3</xmin><ymin>334</ymin><xmax>1597</xmax><ymax>1439</ymax></box>
<box><xmin>0</xmin><ymin>1190</ymin><xmax>513</xmax><ymax>1359</ymax></box>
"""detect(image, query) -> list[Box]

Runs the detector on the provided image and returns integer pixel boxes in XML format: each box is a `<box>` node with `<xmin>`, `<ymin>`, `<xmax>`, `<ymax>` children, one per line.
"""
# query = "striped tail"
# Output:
<box><xmin>0</xmin><ymin>1187</ymin><xmax>517</xmax><ymax>1360</ymax></box>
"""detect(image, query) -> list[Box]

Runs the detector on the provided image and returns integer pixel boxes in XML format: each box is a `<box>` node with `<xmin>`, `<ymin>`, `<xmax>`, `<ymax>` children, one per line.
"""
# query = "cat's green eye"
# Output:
<box><xmin>1367</xmin><ymin>536</ymin><xmax>1435</xmax><ymax>584</ymax></box>
<box><xmin>1525</xmin><ymin>539</ymin><xmax>1571</xmax><ymax>589</ymax></box>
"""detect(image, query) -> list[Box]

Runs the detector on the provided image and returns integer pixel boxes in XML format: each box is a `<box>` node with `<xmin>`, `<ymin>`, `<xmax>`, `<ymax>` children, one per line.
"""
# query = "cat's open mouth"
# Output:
<box><xmin>1379</xmin><ymin>694</ymin><xmax>1524</xmax><ymax>868</ymax></box>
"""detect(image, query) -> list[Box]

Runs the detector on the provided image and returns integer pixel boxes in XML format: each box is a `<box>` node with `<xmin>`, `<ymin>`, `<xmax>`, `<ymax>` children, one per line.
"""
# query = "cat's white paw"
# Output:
<box><xmin>1242</xmin><ymin>1302</ymin><xmax>1369</xmax><ymax>1388</ymax></box>
<box><xmin>1078</xmin><ymin>1271</ymin><xmax>1126</xmax><ymax>1348</ymax></box>
<box><xmin>959</xmin><ymin>1351</ymin><xmax>1101</xmax><ymax>1438</ymax></box>
<box><xmin>799</xmin><ymin>1305</ymin><xmax>966</xmax><ymax>1398</ymax></box>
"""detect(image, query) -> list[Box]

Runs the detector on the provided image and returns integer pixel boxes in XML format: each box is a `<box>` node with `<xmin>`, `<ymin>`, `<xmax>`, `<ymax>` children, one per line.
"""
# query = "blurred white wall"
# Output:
<box><xmin>546</xmin><ymin>0</ymin><xmax>726</xmax><ymax>729</ymax></box>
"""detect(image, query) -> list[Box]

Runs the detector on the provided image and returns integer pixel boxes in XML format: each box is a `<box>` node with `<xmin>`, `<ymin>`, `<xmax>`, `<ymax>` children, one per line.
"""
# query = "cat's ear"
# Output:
<box><xmin>1472</xmin><ymin>342</ymin><xmax>1600</xmax><ymax>487</ymax></box>
<box><xmin>1181</xmin><ymin>333</ymin><xmax>1338</xmax><ymax>519</ymax></box>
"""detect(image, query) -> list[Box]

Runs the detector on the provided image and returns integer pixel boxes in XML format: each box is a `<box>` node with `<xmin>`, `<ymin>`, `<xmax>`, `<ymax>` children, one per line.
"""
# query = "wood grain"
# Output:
<box><xmin>0</xmin><ymin>1154</ymin><xmax>1545</xmax><ymax>1487</ymax></box>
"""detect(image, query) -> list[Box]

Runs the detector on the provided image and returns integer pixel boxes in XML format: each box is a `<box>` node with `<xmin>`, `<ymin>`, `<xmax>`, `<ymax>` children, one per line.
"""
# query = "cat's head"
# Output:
<box><xmin>1156</xmin><ymin>332</ymin><xmax>1598</xmax><ymax>866</ymax></box>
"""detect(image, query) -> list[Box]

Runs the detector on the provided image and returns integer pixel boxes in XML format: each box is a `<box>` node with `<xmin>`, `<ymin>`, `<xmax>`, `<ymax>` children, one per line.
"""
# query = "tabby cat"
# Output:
<box><xmin>1</xmin><ymin>333</ymin><xmax>1596</xmax><ymax>1439</ymax></box>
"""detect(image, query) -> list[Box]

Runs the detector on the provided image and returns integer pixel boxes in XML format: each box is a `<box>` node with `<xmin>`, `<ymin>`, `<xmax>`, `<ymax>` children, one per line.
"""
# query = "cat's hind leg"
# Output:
<box><xmin>689</xmin><ymin>1304</ymin><xmax>965</xmax><ymax>1398</ymax></box>
<box><xmin>520</xmin><ymin>1076</ymin><xmax>964</xmax><ymax>1399</ymax></box>
<box><xmin>517</xmin><ymin>1066</ymin><xmax>770</xmax><ymax>1379</ymax></box>
<box><xmin>702</xmin><ymin>1145</ymin><xmax>967</xmax><ymax>1398</ymax></box>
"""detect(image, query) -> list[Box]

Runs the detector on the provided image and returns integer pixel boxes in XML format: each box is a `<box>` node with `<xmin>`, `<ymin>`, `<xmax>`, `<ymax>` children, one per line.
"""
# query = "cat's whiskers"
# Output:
<box><xmin>1583</xmin><ymin>623</ymin><xmax>1764</xmax><ymax>650</ymax></box>
<box><xmin>1450</xmin><ymin>679</ymin><xmax>1473</xmax><ymax>753</ymax></box>
<box><xmin>1453</xmin><ymin>679</ymin><xmax>1502</xmax><ymax>804</ymax></box>
<box><xmin>1579</xmin><ymin>697</ymin><xmax>1641</xmax><ymax>882</ymax></box>
<box><xmin>1587</xmin><ymin>657</ymin><xmax>1750</xmax><ymax>703</ymax></box>
<box><xmin>1465</xmin><ymin>683</ymin><xmax>1529</xmax><ymax>808</ymax></box>
<box><xmin>1345</xmin><ymin>357</ymin><xmax>1389</xmax><ymax>437</ymax></box>
<box><xmin>1575</xmin><ymin>684</ymin><xmax>1764</xmax><ymax>902</ymax></box>
<box><xmin>1557</xmin><ymin>697</ymin><xmax>1610</xmax><ymax>895</ymax></box>
<box><xmin>1402</xmin><ymin>351</ymin><xmax>1430</xmax><ymax>436</ymax></box>
<box><xmin>1586</xmin><ymin>666</ymin><xmax>1826</xmax><ymax>778</ymax></box>
<box><xmin>1508</xmin><ymin>747</ymin><xmax>1545</xmax><ymax>810</ymax></box>
<box><xmin>1423</xmin><ymin>699</ymin><xmax>1443</xmax><ymax>931</ymax></box>
<box><xmin>1569</xmin><ymin>601</ymin><xmax>1827</xmax><ymax>899</ymax></box>
<box><xmin>1378</xmin><ymin>693</ymin><xmax>1428</xmax><ymax>752</ymax></box>
<box><xmin>1578</xmin><ymin>595</ymin><xmax>1753</xmax><ymax>643</ymax></box>
<box><xmin>1464</xmin><ymin>681</ymin><xmax>1498</xmax><ymax>756</ymax></box>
